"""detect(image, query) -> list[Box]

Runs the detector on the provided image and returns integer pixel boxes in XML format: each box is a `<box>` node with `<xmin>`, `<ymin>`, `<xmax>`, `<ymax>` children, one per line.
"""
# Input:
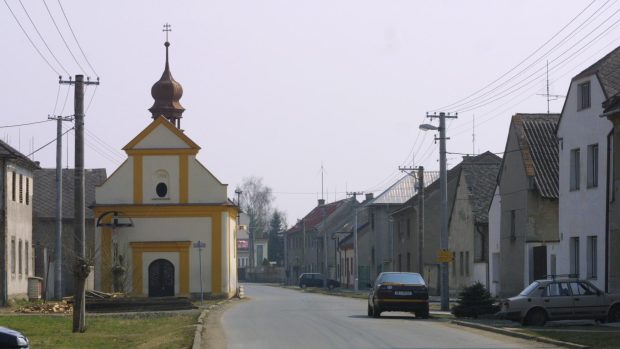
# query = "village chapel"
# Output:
<box><xmin>93</xmin><ymin>38</ymin><xmax>238</xmax><ymax>298</ymax></box>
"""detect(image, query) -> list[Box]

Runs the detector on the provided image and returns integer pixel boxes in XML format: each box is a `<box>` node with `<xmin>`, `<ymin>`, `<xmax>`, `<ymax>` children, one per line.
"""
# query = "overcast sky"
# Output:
<box><xmin>2</xmin><ymin>0</ymin><xmax>618</xmax><ymax>225</ymax></box>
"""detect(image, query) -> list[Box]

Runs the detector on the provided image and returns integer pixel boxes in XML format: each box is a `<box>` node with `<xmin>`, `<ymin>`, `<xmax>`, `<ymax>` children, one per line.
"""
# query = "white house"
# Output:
<box><xmin>0</xmin><ymin>141</ymin><xmax>39</xmax><ymax>304</ymax></box>
<box><xmin>556</xmin><ymin>47</ymin><xmax>619</xmax><ymax>292</ymax></box>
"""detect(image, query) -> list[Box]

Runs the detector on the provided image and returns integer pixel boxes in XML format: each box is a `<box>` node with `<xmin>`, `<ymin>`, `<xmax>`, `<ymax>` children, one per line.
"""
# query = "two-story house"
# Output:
<box><xmin>0</xmin><ymin>140</ymin><xmax>39</xmax><ymax>304</ymax></box>
<box><xmin>556</xmin><ymin>47</ymin><xmax>618</xmax><ymax>292</ymax></box>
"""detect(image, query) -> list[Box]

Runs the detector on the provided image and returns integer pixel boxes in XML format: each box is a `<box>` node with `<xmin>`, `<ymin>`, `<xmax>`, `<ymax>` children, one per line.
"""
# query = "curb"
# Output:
<box><xmin>192</xmin><ymin>309</ymin><xmax>208</xmax><ymax>349</ymax></box>
<box><xmin>451</xmin><ymin>320</ymin><xmax>590</xmax><ymax>349</ymax></box>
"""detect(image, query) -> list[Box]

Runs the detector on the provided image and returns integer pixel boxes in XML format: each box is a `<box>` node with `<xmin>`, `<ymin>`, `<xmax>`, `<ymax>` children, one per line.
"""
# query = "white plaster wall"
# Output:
<box><xmin>133</xmin><ymin>123</ymin><xmax>191</xmax><ymax>149</ymax></box>
<box><xmin>188</xmin><ymin>158</ymin><xmax>227</xmax><ymax>203</ymax></box>
<box><xmin>5</xmin><ymin>165</ymin><xmax>34</xmax><ymax>297</ymax></box>
<box><xmin>557</xmin><ymin>75</ymin><xmax>612</xmax><ymax>291</ymax></box>
<box><xmin>473</xmin><ymin>263</ymin><xmax>487</xmax><ymax>287</ymax></box>
<box><xmin>142</xmin><ymin>252</ymin><xmax>180</xmax><ymax>295</ymax></box>
<box><xmin>113</xmin><ymin>217</ymin><xmax>213</xmax><ymax>294</ymax></box>
<box><xmin>488</xmin><ymin>187</ymin><xmax>501</xmax><ymax>296</ymax></box>
<box><xmin>142</xmin><ymin>155</ymin><xmax>179</xmax><ymax>203</ymax></box>
<box><xmin>96</xmin><ymin>158</ymin><xmax>133</xmax><ymax>204</ymax></box>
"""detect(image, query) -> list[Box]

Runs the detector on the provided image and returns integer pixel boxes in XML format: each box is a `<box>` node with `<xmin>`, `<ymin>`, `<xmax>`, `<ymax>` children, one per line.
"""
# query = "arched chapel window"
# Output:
<box><xmin>154</xmin><ymin>170</ymin><xmax>169</xmax><ymax>198</ymax></box>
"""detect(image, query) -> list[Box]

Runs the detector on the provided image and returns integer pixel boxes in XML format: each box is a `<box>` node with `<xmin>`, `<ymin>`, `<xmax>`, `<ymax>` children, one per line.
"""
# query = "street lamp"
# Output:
<box><xmin>419</xmin><ymin>112</ymin><xmax>456</xmax><ymax>312</ymax></box>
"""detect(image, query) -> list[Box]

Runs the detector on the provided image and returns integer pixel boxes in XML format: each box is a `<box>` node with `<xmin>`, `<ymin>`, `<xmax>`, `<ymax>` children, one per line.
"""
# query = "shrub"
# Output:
<box><xmin>451</xmin><ymin>282</ymin><xmax>499</xmax><ymax>318</ymax></box>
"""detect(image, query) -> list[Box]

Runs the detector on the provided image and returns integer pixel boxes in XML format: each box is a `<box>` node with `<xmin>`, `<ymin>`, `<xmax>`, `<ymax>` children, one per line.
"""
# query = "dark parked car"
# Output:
<box><xmin>367</xmin><ymin>272</ymin><xmax>429</xmax><ymax>318</ymax></box>
<box><xmin>298</xmin><ymin>273</ymin><xmax>340</xmax><ymax>290</ymax></box>
<box><xmin>0</xmin><ymin>327</ymin><xmax>29</xmax><ymax>349</ymax></box>
<box><xmin>499</xmin><ymin>276</ymin><xmax>620</xmax><ymax>326</ymax></box>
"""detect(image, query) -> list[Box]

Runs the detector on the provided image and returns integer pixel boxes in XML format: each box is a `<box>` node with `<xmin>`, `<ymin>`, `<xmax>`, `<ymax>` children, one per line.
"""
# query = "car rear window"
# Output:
<box><xmin>378</xmin><ymin>273</ymin><xmax>425</xmax><ymax>285</ymax></box>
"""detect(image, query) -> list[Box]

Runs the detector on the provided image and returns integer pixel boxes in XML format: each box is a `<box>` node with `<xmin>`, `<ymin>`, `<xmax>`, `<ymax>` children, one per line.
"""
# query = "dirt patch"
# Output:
<box><xmin>202</xmin><ymin>299</ymin><xmax>244</xmax><ymax>349</ymax></box>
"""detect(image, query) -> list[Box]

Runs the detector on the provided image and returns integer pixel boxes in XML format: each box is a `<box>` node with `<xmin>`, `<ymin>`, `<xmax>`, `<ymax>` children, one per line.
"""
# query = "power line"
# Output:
<box><xmin>3</xmin><ymin>0</ymin><xmax>60</xmax><ymax>76</ymax></box>
<box><xmin>16</xmin><ymin>0</ymin><xmax>70</xmax><ymax>76</ymax></box>
<box><xmin>450</xmin><ymin>3</ymin><xmax>620</xmax><ymax>113</ymax></box>
<box><xmin>85</xmin><ymin>83</ymin><xmax>98</xmax><ymax>113</ymax></box>
<box><xmin>56</xmin><ymin>0</ymin><xmax>99</xmax><ymax>77</ymax></box>
<box><xmin>434</xmin><ymin>0</ymin><xmax>605</xmax><ymax>112</ymax></box>
<box><xmin>27</xmin><ymin>126</ymin><xmax>73</xmax><ymax>157</ymax></box>
<box><xmin>0</xmin><ymin>119</ymin><xmax>53</xmax><ymax>129</ymax></box>
<box><xmin>42</xmin><ymin>0</ymin><xmax>86</xmax><ymax>75</ymax></box>
<box><xmin>59</xmin><ymin>83</ymin><xmax>71</xmax><ymax>115</ymax></box>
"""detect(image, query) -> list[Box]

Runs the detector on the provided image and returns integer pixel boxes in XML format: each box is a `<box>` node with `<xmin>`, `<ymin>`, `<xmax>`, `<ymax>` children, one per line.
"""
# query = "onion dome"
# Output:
<box><xmin>149</xmin><ymin>41</ymin><xmax>185</xmax><ymax>127</ymax></box>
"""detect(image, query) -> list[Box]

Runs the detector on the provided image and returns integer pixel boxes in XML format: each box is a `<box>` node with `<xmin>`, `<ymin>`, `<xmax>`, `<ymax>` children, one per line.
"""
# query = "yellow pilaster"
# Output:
<box><xmin>133</xmin><ymin>155</ymin><xmax>143</xmax><ymax>204</ymax></box>
<box><xmin>179</xmin><ymin>249</ymin><xmax>190</xmax><ymax>295</ymax></box>
<box><xmin>179</xmin><ymin>155</ymin><xmax>188</xmax><ymax>204</ymax></box>
<box><xmin>212</xmin><ymin>214</ymin><xmax>222</xmax><ymax>295</ymax></box>
<box><xmin>101</xmin><ymin>226</ymin><xmax>112</xmax><ymax>292</ymax></box>
<box><xmin>132</xmin><ymin>248</ymin><xmax>143</xmax><ymax>296</ymax></box>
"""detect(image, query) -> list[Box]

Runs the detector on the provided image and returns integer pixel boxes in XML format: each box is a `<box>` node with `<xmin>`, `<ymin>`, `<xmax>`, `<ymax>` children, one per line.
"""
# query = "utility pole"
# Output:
<box><xmin>420</xmin><ymin>112</ymin><xmax>457</xmax><ymax>312</ymax></box>
<box><xmin>398</xmin><ymin>166</ymin><xmax>425</xmax><ymax>276</ymax></box>
<box><xmin>61</xmin><ymin>74</ymin><xmax>99</xmax><ymax>333</ymax></box>
<box><xmin>48</xmin><ymin>100</ymin><xmax>73</xmax><ymax>301</ymax></box>
<box><xmin>347</xmin><ymin>191</ymin><xmax>363</xmax><ymax>291</ymax></box>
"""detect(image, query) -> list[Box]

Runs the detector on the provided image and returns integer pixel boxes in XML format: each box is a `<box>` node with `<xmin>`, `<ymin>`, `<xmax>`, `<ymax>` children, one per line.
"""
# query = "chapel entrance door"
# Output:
<box><xmin>148</xmin><ymin>259</ymin><xmax>175</xmax><ymax>297</ymax></box>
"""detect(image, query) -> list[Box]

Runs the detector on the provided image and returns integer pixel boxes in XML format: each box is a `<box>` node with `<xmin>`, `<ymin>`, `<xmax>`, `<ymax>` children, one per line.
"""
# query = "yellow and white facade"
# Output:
<box><xmin>93</xmin><ymin>116</ymin><xmax>238</xmax><ymax>298</ymax></box>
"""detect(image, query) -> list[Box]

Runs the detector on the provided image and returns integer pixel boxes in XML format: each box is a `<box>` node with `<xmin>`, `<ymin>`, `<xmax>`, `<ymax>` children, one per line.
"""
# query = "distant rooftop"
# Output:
<box><xmin>367</xmin><ymin>172</ymin><xmax>439</xmax><ymax>206</ymax></box>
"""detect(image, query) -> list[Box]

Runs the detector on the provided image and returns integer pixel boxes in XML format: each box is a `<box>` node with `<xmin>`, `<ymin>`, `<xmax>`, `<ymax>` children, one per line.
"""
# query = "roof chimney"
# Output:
<box><xmin>318</xmin><ymin>199</ymin><xmax>325</xmax><ymax>206</ymax></box>
<box><xmin>365</xmin><ymin>193</ymin><xmax>374</xmax><ymax>201</ymax></box>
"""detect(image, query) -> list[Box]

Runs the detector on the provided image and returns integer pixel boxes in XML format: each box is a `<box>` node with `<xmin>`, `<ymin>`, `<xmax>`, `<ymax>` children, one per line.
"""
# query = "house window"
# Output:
<box><xmin>406</xmin><ymin>253</ymin><xmax>411</xmax><ymax>272</ymax></box>
<box><xmin>459</xmin><ymin>251</ymin><xmax>464</xmax><ymax>276</ymax></box>
<box><xmin>578</xmin><ymin>81</ymin><xmax>591</xmax><ymax>110</ymax></box>
<box><xmin>587</xmin><ymin>144</ymin><xmax>598</xmax><ymax>188</ymax></box>
<box><xmin>25</xmin><ymin>241</ymin><xmax>29</xmax><ymax>275</ymax></box>
<box><xmin>19</xmin><ymin>174</ymin><xmax>23</xmax><ymax>203</ymax></box>
<box><xmin>406</xmin><ymin>218</ymin><xmax>411</xmax><ymax>238</ymax></box>
<box><xmin>570</xmin><ymin>148</ymin><xmax>581</xmax><ymax>191</ymax></box>
<box><xmin>510</xmin><ymin>210</ymin><xmax>516</xmax><ymax>241</ymax></box>
<box><xmin>10</xmin><ymin>237</ymin><xmax>15</xmax><ymax>274</ymax></box>
<box><xmin>570</xmin><ymin>237</ymin><xmax>580</xmax><ymax>276</ymax></box>
<box><xmin>371</xmin><ymin>212</ymin><xmax>375</xmax><ymax>230</ymax></box>
<box><xmin>11</xmin><ymin>172</ymin><xmax>16</xmax><ymax>201</ymax></box>
<box><xmin>18</xmin><ymin>239</ymin><xmax>22</xmax><ymax>275</ymax></box>
<box><xmin>25</xmin><ymin>178</ymin><xmax>30</xmax><ymax>205</ymax></box>
<box><xmin>587</xmin><ymin>236</ymin><xmax>597</xmax><ymax>279</ymax></box>
<box><xmin>465</xmin><ymin>251</ymin><xmax>470</xmax><ymax>276</ymax></box>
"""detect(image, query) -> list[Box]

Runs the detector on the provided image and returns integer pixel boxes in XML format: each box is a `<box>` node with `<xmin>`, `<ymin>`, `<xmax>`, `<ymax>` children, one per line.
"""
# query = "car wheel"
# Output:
<box><xmin>367</xmin><ymin>304</ymin><xmax>373</xmax><ymax>317</ymax></box>
<box><xmin>524</xmin><ymin>308</ymin><xmax>546</xmax><ymax>327</ymax></box>
<box><xmin>416</xmin><ymin>310</ymin><xmax>429</xmax><ymax>319</ymax></box>
<box><xmin>372</xmin><ymin>305</ymin><xmax>381</xmax><ymax>318</ymax></box>
<box><xmin>608</xmin><ymin>305</ymin><xmax>620</xmax><ymax>323</ymax></box>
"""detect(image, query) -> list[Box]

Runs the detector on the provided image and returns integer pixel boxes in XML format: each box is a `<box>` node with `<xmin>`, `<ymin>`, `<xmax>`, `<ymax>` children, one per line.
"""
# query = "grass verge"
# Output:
<box><xmin>519</xmin><ymin>328</ymin><xmax>620</xmax><ymax>349</ymax></box>
<box><xmin>0</xmin><ymin>312</ymin><xmax>198</xmax><ymax>349</ymax></box>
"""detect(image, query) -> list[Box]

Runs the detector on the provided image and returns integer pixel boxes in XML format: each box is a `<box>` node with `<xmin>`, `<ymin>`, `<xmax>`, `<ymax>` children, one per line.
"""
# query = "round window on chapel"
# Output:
<box><xmin>156</xmin><ymin>183</ymin><xmax>168</xmax><ymax>198</ymax></box>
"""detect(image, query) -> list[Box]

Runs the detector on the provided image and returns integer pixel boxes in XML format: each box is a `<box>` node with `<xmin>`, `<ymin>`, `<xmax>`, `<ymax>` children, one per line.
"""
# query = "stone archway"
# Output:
<box><xmin>148</xmin><ymin>259</ymin><xmax>175</xmax><ymax>297</ymax></box>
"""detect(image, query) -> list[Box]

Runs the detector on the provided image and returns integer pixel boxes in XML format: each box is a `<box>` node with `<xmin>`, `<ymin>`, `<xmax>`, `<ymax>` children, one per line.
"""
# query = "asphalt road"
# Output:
<box><xmin>220</xmin><ymin>284</ymin><xmax>560</xmax><ymax>349</ymax></box>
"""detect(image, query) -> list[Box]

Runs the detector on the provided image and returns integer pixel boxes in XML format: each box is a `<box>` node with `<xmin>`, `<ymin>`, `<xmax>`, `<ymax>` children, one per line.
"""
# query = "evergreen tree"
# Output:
<box><xmin>451</xmin><ymin>282</ymin><xmax>499</xmax><ymax>318</ymax></box>
<box><xmin>267</xmin><ymin>210</ymin><xmax>286</xmax><ymax>264</ymax></box>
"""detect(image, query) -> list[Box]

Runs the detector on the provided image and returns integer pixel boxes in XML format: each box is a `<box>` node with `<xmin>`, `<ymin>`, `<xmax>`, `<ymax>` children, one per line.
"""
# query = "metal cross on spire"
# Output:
<box><xmin>163</xmin><ymin>23</ymin><xmax>172</xmax><ymax>42</ymax></box>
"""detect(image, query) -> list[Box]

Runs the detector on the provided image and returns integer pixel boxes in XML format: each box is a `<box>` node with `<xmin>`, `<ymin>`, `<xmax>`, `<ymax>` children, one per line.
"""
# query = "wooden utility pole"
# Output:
<box><xmin>398</xmin><ymin>165</ymin><xmax>425</xmax><ymax>276</ymax></box>
<box><xmin>48</xmin><ymin>109</ymin><xmax>73</xmax><ymax>301</ymax></box>
<box><xmin>61</xmin><ymin>74</ymin><xmax>99</xmax><ymax>333</ymax></box>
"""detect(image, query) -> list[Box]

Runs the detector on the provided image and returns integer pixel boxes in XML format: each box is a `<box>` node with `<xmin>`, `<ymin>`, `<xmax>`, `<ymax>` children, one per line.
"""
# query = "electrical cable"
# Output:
<box><xmin>3</xmin><ymin>0</ymin><xmax>61</xmax><ymax>76</ymax></box>
<box><xmin>434</xmin><ymin>0</ymin><xmax>606</xmax><ymax>112</ymax></box>
<box><xmin>16</xmin><ymin>0</ymin><xmax>70</xmax><ymax>76</ymax></box>
<box><xmin>0</xmin><ymin>120</ymin><xmax>53</xmax><ymax>129</ymax></box>
<box><xmin>42</xmin><ymin>0</ymin><xmax>86</xmax><ymax>75</ymax></box>
<box><xmin>56</xmin><ymin>0</ymin><xmax>98</xmax><ymax>77</ymax></box>
<box><xmin>27</xmin><ymin>126</ymin><xmax>73</xmax><ymax>157</ymax></box>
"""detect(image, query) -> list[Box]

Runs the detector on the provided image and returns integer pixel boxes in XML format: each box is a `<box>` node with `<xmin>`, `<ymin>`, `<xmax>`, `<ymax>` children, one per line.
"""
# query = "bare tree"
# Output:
<box><xmin>237</xmin><ymin>176</ymin><xmax>274</xmax><ymax>238</ymax></box>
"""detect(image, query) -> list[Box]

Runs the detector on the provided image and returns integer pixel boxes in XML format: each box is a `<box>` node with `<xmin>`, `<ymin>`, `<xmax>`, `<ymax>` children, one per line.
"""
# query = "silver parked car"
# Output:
<box><xmin>500</xmin><ymin>276</ymin><xmax>620</xmax><ymax>326</ymax></box>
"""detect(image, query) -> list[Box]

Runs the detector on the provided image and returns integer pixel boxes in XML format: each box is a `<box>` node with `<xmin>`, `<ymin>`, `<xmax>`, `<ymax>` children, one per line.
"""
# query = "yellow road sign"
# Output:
<box><xmin>437</xmin><ymin>249</ymin><xmax>454</xmax><ymax>263</ymax></box>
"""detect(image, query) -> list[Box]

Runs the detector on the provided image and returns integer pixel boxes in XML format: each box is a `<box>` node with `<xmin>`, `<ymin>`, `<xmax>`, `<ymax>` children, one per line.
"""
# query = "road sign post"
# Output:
<box><xmin>193</xmin><ymin>240</ymin><xmax>207</xmax><ymax>305</ymax></box>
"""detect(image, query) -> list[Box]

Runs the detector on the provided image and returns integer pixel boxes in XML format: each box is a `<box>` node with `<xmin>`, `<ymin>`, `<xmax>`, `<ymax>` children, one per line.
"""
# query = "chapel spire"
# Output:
<box><xmin>149</xmin><ymin>23</ymin><xmax>185</xmax><ymax>128</ymax></box>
